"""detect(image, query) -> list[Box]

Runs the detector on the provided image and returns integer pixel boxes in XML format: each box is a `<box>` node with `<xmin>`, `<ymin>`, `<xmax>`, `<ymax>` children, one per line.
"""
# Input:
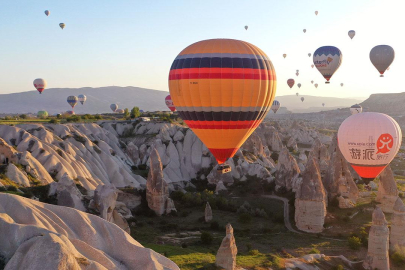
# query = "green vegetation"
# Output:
<box><xmin>348</xmin><ymin>236</ymin><xmax>362</xmax><ymax>250</ymax></box>
<box><xmin>131</xmin><ymin>106</ymin><xmax>141</xmax><ymax>118</ymax></box>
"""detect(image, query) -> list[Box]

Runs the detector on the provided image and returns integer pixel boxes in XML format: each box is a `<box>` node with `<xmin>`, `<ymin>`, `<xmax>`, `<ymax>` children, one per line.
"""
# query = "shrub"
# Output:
<box><xmin>201</xmin><ymin>231</ymin><xmax>213</xmax><ymax>245</ymax></box>
<box><xmin>170</xmin><ymin>190</ymin><xmax>184</xmax><ymax>201</ymax></box>
<box><xmin>49</xmin><ymin>119</ymin><xmax>60</xmax><ymax>124</ymax></box>
<box><xmin>181</xmin><ymin>243</ymin><xmax>188</xmax><ymax>249</ymax></box>
<box><xmin>308</xmin><ymin>247</ymin><xmax>320</xmax><ymax>254</ymax></box>
<box><xmin>333</xmin><ymin>265</ymin><xmax>344</xmax><ymax>270</ymax></box>
<box><xmin>238</xmin><ymin>213</ymin><xmax>252</xmax><ymax>224</ymax></box>
<box><xmin>7</xmin><ymin>186</ymin><xmax>18</xmax><ymax>192</ymax></box>
<box><xmin>391</xmin><ymin>245</ymin><xmax>405</xmax><ymax>266</ymax></box>
<box><xmin>210</xmin><ymin>221</ymin><xmax>220</xmax><ymax>230</ymax></box>
<box><xmin>348</xmin><ymin>236</ymin><xmax>362</xmax><ymax>250</ymax></box>
<box><xmin>248</xmin><ymin>249</ymin><xmax>259</xmax><ymax>256</ymax></box>
<box><xmin>246</xmin><ymin>243</ymin><xmax>252</xmax><ymax>252</ymax></box>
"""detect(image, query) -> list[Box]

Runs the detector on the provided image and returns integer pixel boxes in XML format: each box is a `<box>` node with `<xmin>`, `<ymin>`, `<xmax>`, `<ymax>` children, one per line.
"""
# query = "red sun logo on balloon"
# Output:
<box><xmin>376</xmin><ymin>133</ymin><xmax>394</xmax><ymax>154</ymax></box>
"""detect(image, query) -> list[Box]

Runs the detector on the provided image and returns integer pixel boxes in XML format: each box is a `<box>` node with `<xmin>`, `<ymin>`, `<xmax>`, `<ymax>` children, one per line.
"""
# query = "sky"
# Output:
<box><xmin>0</xmin><ymin>0</ymin><xmax>403</xmax><ymax>99</ymax></box>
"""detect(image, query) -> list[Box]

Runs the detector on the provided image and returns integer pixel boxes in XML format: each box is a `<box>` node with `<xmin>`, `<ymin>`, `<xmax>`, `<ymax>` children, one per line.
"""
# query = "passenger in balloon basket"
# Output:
<box><xmin>217</xmin><ymin>164</ymin><xmax>231</xmax><ymax>174</ymax></box>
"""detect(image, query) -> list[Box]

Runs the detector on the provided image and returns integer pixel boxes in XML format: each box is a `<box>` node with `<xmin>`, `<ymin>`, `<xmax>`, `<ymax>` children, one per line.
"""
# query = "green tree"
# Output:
<box><xmin>124</xmin><ymin>108</ymin><xmax>130</xmax><ymax>118</ymax></box>
<box><xmin>19</xmin><ymin>114</ymin><xmax>27</xmax><ymax>119</ymax></box>
<box><xmin>130</xmin><ymin>107</ymin><xmax>141</xmax><ymax>118</ymax></box>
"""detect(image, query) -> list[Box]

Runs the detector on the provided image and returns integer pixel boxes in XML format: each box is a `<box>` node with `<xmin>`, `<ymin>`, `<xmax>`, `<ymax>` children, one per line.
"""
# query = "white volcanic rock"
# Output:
<box><xmin>307</xmin><ymin>139</ymin><xmax>329</xmax><ymax>172</ymax></box>
<box><xmin>205</xmin><ymin>202</ymin><xmax>213</xmax><ymax>222</ymax></box>
<box><xmin>215</xmin><ymin>180</ymin><xmax>228</xmax><ymax>194</ymax></box>
<box><xmin>0</xmin><ymin>193</ymin><xmax>179</xmax><ymax>270</ymax></box>
<box><xmin>275</xmin><ymin>147</ymin><xmax>301</xmax><ymax>192</ymax></box>
<box><xmin>116</xmin><ymin>190</ymin><xmax>142</xmax><ymax>211</ymax></box>
<box><xmin>6</xmin><ymin>163</ymin><xmax>30</xmax><ymax>187</ymax></box>
<box><xmin>376</xmin><ymin>165</ymin><xmax>398</xmax><ymax>213</ymax></box>
<box><xmin>49</xmin><ymin>173</ymin><xmax>86</xmax><ymax>211</ymax></box>
<box><xmin>286</xmin><ymin>137</ymin><xmax>298</xmax><ymax>151</ymax></box>
<box><xmin>173</xmin><ymin>130</ymin><xmax>184</xmax><ymax>141</ymax></box>
<box><xmin>265</xmin><ymin>126</ymin><xmax>283</xmax><ymax>152</ymax></box>
<box><xmin>216</xmin><ymin>223</ymin><xmax>237</xmax><ymax>270</ymax></box>
<box><xmin>165</xmin><ymin>198</ymin><xmax>177</xmax><ymax>214</ymax></box>
<box><xmin>146</xmin><ymin>148</ymin><xmax>170</xmax><ymax>216</ymax></box>
<box><xmin>363</xmin><ymin>207</ymin><xmax>390</xmax><ymax>270</ymax></box>
<box><xmin>127</xmin><ymin>142</ymin><xmax>140</xmax><ymax>165</ymax></box>
<box><xmin>390</xmin><ymin>197</ymin><xmax>405</xmax><ymax>249</ymax></box>
<box><xmin>208</xmin><ymin>165</ymin><xmax>234</xmax><ymax>186</ymax></box>
<box><xmin>295</xmin><ymin>158</ymin><xmax>327</xmax><ymax>233</ymax></box>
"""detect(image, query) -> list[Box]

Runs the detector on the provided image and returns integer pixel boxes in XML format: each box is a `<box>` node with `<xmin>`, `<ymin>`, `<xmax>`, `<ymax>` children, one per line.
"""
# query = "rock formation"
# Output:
<box><xmin>48</xmin><ymin>173</ymin><xmax>86</xmax><ymax>211</ymax></box>
<box><xmin>306</xmin><ymin>139</ymin><xmax>329</xmax><ymax>172</ymax></box>
<box><xmin>205</xmin><ymin>202</ymin><xmax>213</xmax><ymax>222</ymax></box>
<box><xmin>363</xmin><ymin>207</ymin><xmax>390</xmax><ymax>270</ymax></box>
<box><xmin>165</xmin><ymin>198</ymin><xmax>177</xmax><ymax>214</ymax></box>
<box><xmin>295</xmin><ymin>158</ymin><xmax>327</xmax><ymax>233</ymax></box>
<box><xmin>5</xmin><ymin>163</ymin><xmax>30</xmax><ymax>187</ymax></box>
<box><xmin>146</xmin><ymin>148</ymin><xmax>170</xmax><ymax>216</ymax></box>
<box><xmin>275</xmin><ymin>147</ymin><xmax>301</xmax><ymax>192</ymax></box>
<box><xmin>324</xmin><ymin>135</ymin><xmax>358</xmax><ymax>207</ymax></box>
<box><xmin>0</xmin><ymin>193</ymin><xmax>179</xmax><ymax>270</ymax></box>
<box><xmin>376</xmin><ymin>165</ymin><xmax>398</xmax><ymax>213</ymax></box>
<box><xmin>390</xmin><ymin>197</ymin><xmax>405</xmax><ymax>249</ymax></box>
<box><xmin>216</xmin><ymin>223</ymin><xmax>237</xmax><ymax>270</ymax></box>
<box><xmin>215</xmin><ymin>180</ymin><xmax>228</xmax><ymax>194</ymax></box>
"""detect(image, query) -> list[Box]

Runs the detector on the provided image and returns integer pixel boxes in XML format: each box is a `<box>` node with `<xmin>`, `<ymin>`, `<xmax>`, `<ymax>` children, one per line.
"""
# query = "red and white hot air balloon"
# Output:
<box><xmin>33</xmin><ymin>78</ymin><xmax>47</xmax><ymax>94</ymax></box>
<box><xmin>165</xmin><ymin>95</ymin><xmax>176</xmax><ymax>112</ymax></box>
<box><xmin>338</xmin><ymin>112</ymin><xmax>402</xmax><ymax>184</ymax></box>
<box><xmin>287</xmin><ymin>79</ymin><xmax>295</xmax><ymax>89</ymax></box>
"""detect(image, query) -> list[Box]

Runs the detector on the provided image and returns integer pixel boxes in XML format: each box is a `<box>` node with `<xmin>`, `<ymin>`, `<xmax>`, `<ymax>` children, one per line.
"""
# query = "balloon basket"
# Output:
<box><xmin>325</xmin><ymin>82</ymin><xmax>330</xmax><ymax>84</ymax></box>
<box><xmin>217</xmin><ymin>164</ymin><xmax>231</xmax><ymax>174</ymax></box>
<box><xmin>380</xmin><ymin>75</ymin><xmax>384</xmax><ymax>77</ymax></box>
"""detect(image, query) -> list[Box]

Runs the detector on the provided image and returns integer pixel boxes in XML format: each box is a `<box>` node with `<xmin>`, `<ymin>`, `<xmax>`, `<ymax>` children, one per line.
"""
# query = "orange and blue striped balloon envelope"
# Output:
<box><xmin>168</xmin><ymin>39</ymin><xmax>277</xmax><ymax>164</ymax></box>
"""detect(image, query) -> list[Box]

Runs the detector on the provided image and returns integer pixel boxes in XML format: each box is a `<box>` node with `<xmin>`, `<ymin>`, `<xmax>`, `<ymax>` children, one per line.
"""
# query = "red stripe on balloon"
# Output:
<box><xmin>350</xmin><ymin>164</ymin><xmax>387</xmax><ymax>179</ymax></box>
<box><xmin>209</xmin><ymin>148</ymin><xmax>239</xmax><ymax>164</ymax></box>
<box><xmin>185</xmin><ymin>120</ymin><xmax>261</xmax><ymax>129</ymax></box>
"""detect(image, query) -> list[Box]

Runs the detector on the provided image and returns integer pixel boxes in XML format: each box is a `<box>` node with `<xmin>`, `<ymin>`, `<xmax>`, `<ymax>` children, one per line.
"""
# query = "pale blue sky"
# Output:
<box><xmin>0</xmin><ymin>0</ymin><xmax>402</xmax><ymax>99</ymax></box>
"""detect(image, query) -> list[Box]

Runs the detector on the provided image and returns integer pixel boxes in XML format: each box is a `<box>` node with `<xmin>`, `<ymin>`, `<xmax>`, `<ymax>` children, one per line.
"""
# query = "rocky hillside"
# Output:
<box><xmin>360</xmin><ymin>92</ymin><xmax>405</xmax><ymax>115</ymax></box>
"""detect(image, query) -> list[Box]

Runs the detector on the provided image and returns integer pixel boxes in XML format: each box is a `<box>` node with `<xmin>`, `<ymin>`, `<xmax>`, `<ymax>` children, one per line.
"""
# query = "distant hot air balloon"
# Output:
<box><xmin>283</xmin><ymin>54</ymin><xmax>287</xmax><ymax>58</ymax></box>
<box><xmin>387</xmin><ymin>67</ymin><xmax>390</xmax><ymax>71</ymax></box>
<box><xmin>78</xmin><ymin>94</ymin><xmax>87</xmax><ymax>105</ymax></box>
<box><xmin>338</xmin><ymin>112</ymin><xmax>402</xmax><ymax>184</ymax></box>
<box><xmin>311</xmin><ymin>64</ymin><xmax>314</xmax><ymax>68</ymax></box>
<box><xmin>303</xmin><ymin>29</ymin><xmax>306</xmax><ymax>33</ymax></box>
<box><xmin>297</xmin><ymin>83</ymin><xmax>301</xmax><ymax>88</ymax></box>
<box><xmin>245</xmin><ymin>25</ymin><xmax>248</xmax><ymax>30</ymax></box>
<box><xmin>37</xmin><ymin>111</ymin><xmax>48</xmax><ymax>118</ymax></box>
<box><xmin>311</xmin><ymin>80</ymin><xmax>314</xmax><ymax>84</ymax></box>
<box><xmin>348</xmin><ymin>30</ymin><xmax>355</xmax><ymax>40</ymax></box>
<box><xmin>44</xmin><ymin>10</ymin><xmax>50</xmax><ymax>16</ymax></box>
<box><xmin>59</xmin><ymin>23</ymin><xmax>65</xmax><ymax>30</ymax></box>
<box><xmin>315</xmin><ymin>11</ymin><xmax>319</xmax><ymax>15</ymax></box>
<box><xmin>301</xmin><ymin>97</ymin><xmax>304</xmax><ymax>102</ymax></box>
<box><xmin>271</xmin><ymin>100</ymin><xmax>280</xmax><ymax>113</ymax></box>
<box><xmin>322</xmin><ymin>103</ymin><xmax>325</xmax><ymax>107</ymax></box>
<box><xmin>341</xmin><ymin>83</ymin><xmax>344</xmax><ymax>87</ymax></box>
<box><xmin>65</xmin><ymin>111</ymin><xmax>75</xmax><ymax>115</ymax></box>
<box><xmin>350</xmin><ymin>104</ymin><xmax>362</xmax><ymax>115</ymax></box>
<box><xmin>116</xmin><ymin>109</ymin><xmax>125</xmax><ymax>113</ymax></box>
<box><xmin>67</xmin><ymin>96</ymin><xmax>78</xmax><ymax>109</ymax></box>
<box><xmin>296</xmin><ymin>72</ymin><xmax>299</xmax><ymax>76</ymax></box>
<box><xmin>313</xmin><ymin>46</ymin><xmax>342</xmax><ymax>83</ymax></box>
<box><xmin>165</xmin><ymin>95</ymin><xmax>176</xmax><ymax>112</ymax></box>
<box><xmin>168</xmin><ymin>39</ymin><xmax>276</xmax><ymax>173</ymax></box>
<box><xmin>110</xmin><ymin>104</ymin><xmax>118</xmax><ymax>112</ymax></box>
<box><xmin>287</xmin><ymin>79</ymin><xmax>295</xmax><ymax>88</ymax></box>
<box><xmin>33</xmin><ymin>78</ymin><xmax>47</xmax><ymax>94</ymax></box>
<box><xmin>315</xmin><ymin>83</ymin><xmax>318</xmax><ymax>88</ymax></box>
<box><xmin>308</xmin><ymin>53</ymin><xmax>311</xmax><ymax>57</ymax></box>
<box><xmin>370</xmin><ymin>45</ymin><xmax>395</xmax><ymax>77</ymax></box>
<box><xmin>296</xmin><ymin>93</ymin><xmax>299</xmax><ymax>96</ymax></box>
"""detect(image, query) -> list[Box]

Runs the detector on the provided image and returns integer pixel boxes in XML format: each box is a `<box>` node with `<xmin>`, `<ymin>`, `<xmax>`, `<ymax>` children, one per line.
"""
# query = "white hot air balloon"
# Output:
<box><xmin>350</xmin><ymin>104</ymin><xmax>362</xmax><ymax>115</ymax></box>
<box><xmin>245</xmin><ymin>25</ymin><xmax>248</xmax><ymax>30</ymax></box>
<box><xmin>348</xmin><ymin>30</ymin><xmax>356</xmax><ymax>40</ymax></box>
<box><xmin>313</xmin><ymin>46</ymin><xmax>342</xmax><ymax>83</ymax></box>
<box><xmin>78</xmin><ymin>94</ymin><xmax>87</xmax><ymax>105</ymax></box>
<box><xmin>296</xmin><ymin>93</ymin><xmax>299</xmax><ymax>96</ymax></box>
<box><xmin>370</xmin><ymin>45</ymin><xmax>395</xmax><ymax>77</ymax></box>
<box><xmin>297</xmin><ymin>83</ymin><xmax>301</xmax><ymax>88</ymax></box>
<box><xmin>271</xmin><ymin>100</ymin><xmax>280</xmax><ymax>113</ymax></box>
<box><xmin>338</xmin><ymin>112</ymin><xmax>402</xmax><ymax>184</ymax></box>
<box><xmin>33</xmin><ymin>78</ymin><xmax>47</xmax><ymax>94</ymax></box>
<box><xmin>315</xmin><ymin>83</ymin><xmax>318</xmax><ymax>88</ymax></box>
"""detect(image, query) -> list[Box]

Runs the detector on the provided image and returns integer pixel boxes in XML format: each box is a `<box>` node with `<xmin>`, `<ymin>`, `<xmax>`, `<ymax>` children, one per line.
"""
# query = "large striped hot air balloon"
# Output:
<box><xmin>165</xmin><ymin>95</ymin><xmax>176</xmax><ymax>112</ymax></box>
<box><xmin>338</xmin><ymin>112</ymin><xmax>402</xmax><ymax>184</ymax></box>
<box><xmin>313</xmin><ymin>46</ymin><xmax>342</xmax><ymax>83</ymax></box>
<box><xmin>350</xmin><ymin>104</ymin><xmax>362</xmax><ymax>115</ymax></box>
<box><xmin>169</xmin><ymin>39</ymin><xmax>276</xmax><ymax>173</ymax></box>
<box><xmin>271</xmin><ymin>100</ymin><xmax>280</xmax><ymax>113</ymax></box>
<box><xmin>78</xmin><ymin>94</ymin><xmax>87</xmax><ymax>105</ymax></box>
<box><xmin>67</xmin><ymin>96</ymin><xmax>78</xmax><ymax>109</ymax></box>
<box><xmin>33</xmin><ymin>78</ymin><xmax>47</xmax><ymax>94</ymax></box>
<box><xmin>110</xmin><ymin>104</ymin><xmax>118</xmax><ymax>112</ymax></box>
<box><xmin>287</xmin><ymin>79</ymin><xmax>295</xmax><ymax>89</ymax></box>
<box><xmin>370</xmin><ymin>45</ymin><xmax>395</xmax><ymax>77</ymax></box>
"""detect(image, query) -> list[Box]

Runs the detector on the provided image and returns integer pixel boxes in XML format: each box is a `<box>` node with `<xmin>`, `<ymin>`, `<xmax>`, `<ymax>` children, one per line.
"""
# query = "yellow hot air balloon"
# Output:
<box><xmin>169</xmin><ymin>39</ymin><xmax>276</xmax><ymax>173</ymax></box>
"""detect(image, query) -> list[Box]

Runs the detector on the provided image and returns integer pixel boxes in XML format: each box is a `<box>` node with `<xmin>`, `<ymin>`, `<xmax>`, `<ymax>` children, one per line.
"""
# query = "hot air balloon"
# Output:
<box><xmin>78</xmin><ymin>94</ymin><xmax>87</xmax><ymax>105</ymax></box>
<box><xmin>322</xmin><ymin>103</ymin><xmax>325</xmax><ymax>107</ymax></box>
<box><xmin>338</xmin><ymin>112</ymin><xmax>402</xmax><ymax>184</ymax></box>
<box><xmin>311</xmin><ymin>64</ymin><xmax>314</xmax><ymax>68</ymax></box>
<box><xmin>44</xmin><ymin>10</ymin><xmax>50</xmax><ymax>16</ymax></box>
<box><xmin>33</xmin><ymin>78</ymin><xmax>47</xmax><ymax>94</ymax></box>
<box><xmin>287</xmin><ymin>79</ymin><xmax>295</xmax><ymax>88</ymax></box>
<box><xmin>303</xmin><ymin>29</ymin><xmax>306</xmax><ymax>33</ymax></box>
<box><xmin>315</xmin><ymin>83</ymin><xmax>318</xmax><ymax>88</ymax></box>
<box><xmin>350</xmin><ymin>104</ymin><xmax>362</xmax><ymax>115</ymax></box>
<box><xmin>67</xmin><ymin>96</ymin><xmax>78</xmax><ymax>109</ymax></box>
<box><xmin>37</xmin><ymin>111</ymin><xmax>48</xmax><ymax>118</ymax></box>
<box><xmin>245</xmin><ymin>25</ymin><xmax>248</xmax><ymax>30</ymax></box>
<box><xmin>59</xmin><ymin>23</ymin><xmax>65</xmax><ymax>30</ymax></box>
<box><xmin>308</xmin><ymin>53</ymin><xmax>311</xmax><ymax>57</ymax></box>
<box><xmin>313</xmin><ymin>46</ymin><xmax>342</xmax><ymax>83</ymax></box>
<box><xmin>301</xmin><ymin>97</ymin><xmax>304</xmax><ymax>102</ymax></box>
<box><xmin>283</xmin><ymin>54</ymin><xmax>287</xmax><ymax>58</ymax></box>
<box><xmin>65</xmin><ymin>111</ymin><xmax>75</xmax><ymax>115</ymax></box>
<box><xmin>296</xmin><ymin>93</ymin><xmax>299</xmax><ymax>96</ymax></box>
<box><xmin>165</xmin><ymin>95</ymin><xmax>176</xmax><ymax>112</ymax></box>
<box><xmin>116</xmin><ymin>109</ymin><xmax>125</xmax><ymax>113</ymax></box>
<box><xmin>296</xmin><ymin>72</ymin><xmax>299</xmax><ymax>76</ymax></box>
<box><xmin>271</xmin><ymin>100</ymin><xmax>280</xmax><ymax>113</ymax></box>
<box><xmin>168</xmin><ymin>39</ymin><xmax>276</xmax><ymax>173</ymax></box>
<box><xmin>110</xmin><ymin>104</ymin><xmax>118</xmax><ymax>112</ymax></box>
<box><xmin>315</xmin><ymin>11</ymin><xmax>319</xmax><ymax>15</ymax></box>
<box><xmin>341</xmin><ymin>83</ymin><xmax>344</xmax><ymax>87</ymax></box>
<box><xmin>297</xmin><ymin>83</ymin><xmax>301</xmax><ymax>88</ymax></box>
<box><xmin>348</xmin><ymin>30</ymin><xmax>355</xmax><ymax>40</ymax></box>
<box><xmin>370</xmin><ymin>45</ymin><xmax>395</xmax><ymax>77</ymax></box>
<box><xmin>311</xmin><ymin>80</ymin><xmax>314</xmax><ymax>84</ymax></box>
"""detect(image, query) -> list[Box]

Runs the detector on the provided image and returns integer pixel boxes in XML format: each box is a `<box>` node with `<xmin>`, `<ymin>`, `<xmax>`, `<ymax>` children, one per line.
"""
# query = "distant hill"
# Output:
<box><xmin>360</xmin><ymin>92</ymin><xmax>405</xmax><ymax>115</ymax></box>
<box><xmin>0</xmin><ymin>86</ymin><xmax>169</xmax><ymax>114</ymax></box>
<box><xmin>274</xmin><ymin>95</ymin><xmax>364</xmax><ymax>113</ymax></box>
